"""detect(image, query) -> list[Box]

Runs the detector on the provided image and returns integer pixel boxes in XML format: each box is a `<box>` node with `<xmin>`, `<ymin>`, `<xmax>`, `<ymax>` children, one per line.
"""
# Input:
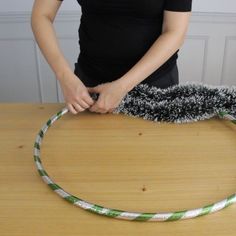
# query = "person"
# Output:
<box><xmin>31</xmin><ymin>0</ymin><xmax>192</xmax><ymax>115</ymax></box>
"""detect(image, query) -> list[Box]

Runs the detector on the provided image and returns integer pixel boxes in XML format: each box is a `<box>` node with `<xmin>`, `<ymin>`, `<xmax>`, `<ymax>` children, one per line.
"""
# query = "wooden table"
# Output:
<box><xmin>1</xmin><ymin>103</ymin><xmax>236</xmax><ymax>235</ymax></box>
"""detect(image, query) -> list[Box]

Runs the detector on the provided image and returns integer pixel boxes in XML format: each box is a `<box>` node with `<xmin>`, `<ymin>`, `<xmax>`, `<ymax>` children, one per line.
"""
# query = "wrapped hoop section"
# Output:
<box><xmin>33</xmin><ymin>107</ymin><xmax>236</xmax><ymax>221</ymax></box>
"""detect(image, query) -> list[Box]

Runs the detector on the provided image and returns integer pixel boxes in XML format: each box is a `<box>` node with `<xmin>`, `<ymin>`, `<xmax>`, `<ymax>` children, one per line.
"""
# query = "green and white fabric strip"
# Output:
<box><xmin>33</xmin><ymin>107</ymin><xmax>236</xmax><ymax>221</ymax></box>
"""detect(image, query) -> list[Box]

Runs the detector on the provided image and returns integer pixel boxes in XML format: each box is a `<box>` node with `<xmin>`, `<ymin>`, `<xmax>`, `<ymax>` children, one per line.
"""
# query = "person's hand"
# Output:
<box><xmin>58</xmin><ymin>70</ymin><xmax>95</xmax><ymax>114</ymax></box>
<box><xmin>86</xmin><ymin>80</ymin><xmax>129</xmax><ymax>114</ymax></box>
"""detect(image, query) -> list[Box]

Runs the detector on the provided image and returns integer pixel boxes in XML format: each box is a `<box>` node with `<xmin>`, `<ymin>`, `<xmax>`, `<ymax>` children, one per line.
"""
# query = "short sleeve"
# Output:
<box><xmin>164</xmin><ymin>0</ymin><xmax>192</xmax><ymax>12</ymax></box>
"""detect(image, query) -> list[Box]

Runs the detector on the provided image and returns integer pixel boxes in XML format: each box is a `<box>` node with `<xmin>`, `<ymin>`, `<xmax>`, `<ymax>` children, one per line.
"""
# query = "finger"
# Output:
<box><xmin>87</xmin><ymin>85</ymin><xmax>101</xmax><ymax>94</ymax></box>
<box><xmin>78</xmin><ymin>99</ymin><xmax>90</xmax><ymax>109</ymax></box>
<box><xmin>73</xmin><ymin>103</ymin><xmax>85</xmax><ymax>112</ymax></box>
<box><xmin>101</xmin><ymin>110</ymin><xmax>108</xmax><ymax>114</ymax></box>
<box><xmin>96</xmin><ymin>106</ymin><xmax>107</xmax><ymax>114</ymax></box>
<box><xmin>93</xmin><ymin>100</ymin><xmax>108</xmax><ymax>113</ymax></box>
<box><xmin>89</xmin><ymin>104</ymin><xmax>97</xmax><ymax>112</ymax></box>
<box><xmin>108</xmin><ymin>108</ymin><xmax>115</xmax><ymax>113</ymax></box>
<box><xmin>89</xmin><ymin>103</ymin><xmax>102</xmax><ymax>113</ymax></box>
<box><xmin>93</xmin><ymin>109</ymin><xmax>106</xmax><ymax>114</ymax></box>
<box><xmin>67</xmin><ymin>103</ymin><xmax>78</xmax><ymax>115</ymax></box>
<box><xmin>84</xmin><ymin>94</ymin><xmax>95</xmax><ymax>106</ymax></box>
<box><xmin>87</xmin><ymin>87</ymin><xmax>96</xmax><ymax>93</ymax></box>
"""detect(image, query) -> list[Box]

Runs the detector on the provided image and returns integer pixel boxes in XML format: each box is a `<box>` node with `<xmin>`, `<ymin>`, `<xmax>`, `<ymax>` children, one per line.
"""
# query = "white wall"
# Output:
<box><xmin>1</xmin><ymin>0</ymin><xmax>236</xmax><ymax>13</ymax></box>
<box><xmin>194</xmin><ymin>0</ymin><xmax>236</xmax><ymax>13</ymax></box>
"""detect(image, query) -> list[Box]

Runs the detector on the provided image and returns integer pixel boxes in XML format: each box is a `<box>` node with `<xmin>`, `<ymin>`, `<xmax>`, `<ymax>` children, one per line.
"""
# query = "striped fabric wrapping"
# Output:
<box><xmin>33</xmin><ymin>83</ymin><xmax>236</xmax><ymax>221</ymax></box>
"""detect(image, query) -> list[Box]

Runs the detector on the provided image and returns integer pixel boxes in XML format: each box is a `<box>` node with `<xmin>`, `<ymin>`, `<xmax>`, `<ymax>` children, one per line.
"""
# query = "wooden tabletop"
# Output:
<box><xmin>1</xmin><ymin>103</ymin><xmax>236</xmax><ymax>235</ymax></box>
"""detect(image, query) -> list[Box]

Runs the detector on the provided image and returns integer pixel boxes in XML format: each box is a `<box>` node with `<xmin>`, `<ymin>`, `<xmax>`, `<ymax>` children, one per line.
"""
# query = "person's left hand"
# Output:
<box><xmin>86</xmin><ymin>80</ymin><xmax>129</xmax><ymax>114</ymax></box>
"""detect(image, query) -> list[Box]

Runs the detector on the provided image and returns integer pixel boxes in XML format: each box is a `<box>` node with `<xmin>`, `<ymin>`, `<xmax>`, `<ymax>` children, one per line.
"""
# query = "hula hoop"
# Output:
<box><xmin>33</xmin><ymin>107</ymin><xmax>236</xmax><ymax>221</ymax></box>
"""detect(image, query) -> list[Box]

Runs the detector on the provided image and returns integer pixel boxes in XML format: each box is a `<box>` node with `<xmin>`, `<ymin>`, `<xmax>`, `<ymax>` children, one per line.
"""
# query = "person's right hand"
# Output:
<box><xmin>58</xmin><ymin>70</ymin><xmax>95</xmax><ymax>115</ymax></box>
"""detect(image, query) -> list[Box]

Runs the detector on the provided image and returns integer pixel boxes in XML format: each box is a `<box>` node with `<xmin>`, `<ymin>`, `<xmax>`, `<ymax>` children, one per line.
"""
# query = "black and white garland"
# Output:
<box><xmin>90</xmin><ymin>82</ymin><xmax>236</xmax><ymax>123</ymax></box>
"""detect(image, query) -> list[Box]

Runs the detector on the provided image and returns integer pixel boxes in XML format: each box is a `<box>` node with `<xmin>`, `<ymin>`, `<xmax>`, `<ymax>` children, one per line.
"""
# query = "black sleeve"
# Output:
<box><xmin>164</xmin><ymin>0</ymin><xmax>192</xmax><ymax>12</ymax></box>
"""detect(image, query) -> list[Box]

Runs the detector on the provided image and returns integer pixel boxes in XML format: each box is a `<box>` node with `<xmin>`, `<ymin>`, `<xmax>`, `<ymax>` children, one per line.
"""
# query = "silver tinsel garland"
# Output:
<box><xmin>90</xmin><ymin>82</ymin><xmax>236</xmax><ymax>123</ymax></box>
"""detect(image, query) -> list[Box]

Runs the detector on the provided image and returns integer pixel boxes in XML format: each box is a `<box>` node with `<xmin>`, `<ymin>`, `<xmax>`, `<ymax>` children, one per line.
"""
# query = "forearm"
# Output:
<box><xmin>118</xmin><ymin>31</ymin><xmax>185</xmax><ymax>92</ymax></box>
<box><xmin>31</xmin><ymin>14</ymin><xmax>72</xmax><ymax>82</ymax></box>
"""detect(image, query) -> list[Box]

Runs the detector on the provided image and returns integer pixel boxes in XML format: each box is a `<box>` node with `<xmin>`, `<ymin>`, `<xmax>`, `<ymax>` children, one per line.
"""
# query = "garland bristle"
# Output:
<box><xmin>90</xmin><ymin>82</ymin><xmax>236</xmax><ymax>123</ymax></box>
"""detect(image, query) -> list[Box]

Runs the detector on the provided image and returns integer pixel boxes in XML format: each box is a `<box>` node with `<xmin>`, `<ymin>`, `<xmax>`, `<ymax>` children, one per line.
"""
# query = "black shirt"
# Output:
<box><xmin>58</xmin><ymin>0</ymin><xmax>192</xmax><ymax>85</ymax></box>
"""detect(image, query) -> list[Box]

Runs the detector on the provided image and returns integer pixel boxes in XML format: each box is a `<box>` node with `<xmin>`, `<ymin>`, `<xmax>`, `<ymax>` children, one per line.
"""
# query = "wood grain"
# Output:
<box><xmin>0</xmin><ymin>103</ymin><xmax>236</xmax><ymax>235</ymax></box>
